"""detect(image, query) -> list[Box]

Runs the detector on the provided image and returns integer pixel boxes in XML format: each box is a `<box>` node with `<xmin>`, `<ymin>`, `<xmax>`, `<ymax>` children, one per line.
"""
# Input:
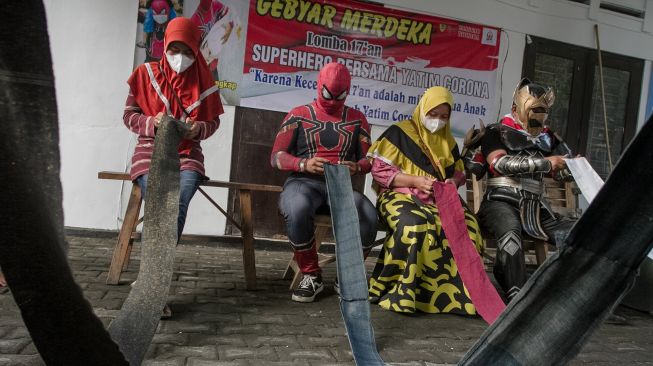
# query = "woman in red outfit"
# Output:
<box><xmin>124</xmin><ymin>17</ymin><xmax>223</xmax><ymax>241</ymax></box>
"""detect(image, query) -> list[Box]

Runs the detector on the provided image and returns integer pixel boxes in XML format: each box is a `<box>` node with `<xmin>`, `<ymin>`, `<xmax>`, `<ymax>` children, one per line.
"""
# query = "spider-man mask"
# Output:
<box><xmin>316</xmin><ymin>62</ymin><xmax>351</xmax><ymax>115</ymax></box>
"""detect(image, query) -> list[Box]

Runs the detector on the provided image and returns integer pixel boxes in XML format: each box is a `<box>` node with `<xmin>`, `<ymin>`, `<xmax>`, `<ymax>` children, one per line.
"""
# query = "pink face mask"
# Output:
<box><xmin>316</xmin><ymin>63</ymin><xmax>351</xmax><ymax>114</ymax></box>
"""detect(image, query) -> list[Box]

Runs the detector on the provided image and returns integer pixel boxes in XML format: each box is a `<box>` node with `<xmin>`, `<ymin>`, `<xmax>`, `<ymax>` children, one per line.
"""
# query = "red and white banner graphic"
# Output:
<box><xmin>232</xmin><ymin>0</ymin><xmax>501</xmax><ymax>132</ymax></box>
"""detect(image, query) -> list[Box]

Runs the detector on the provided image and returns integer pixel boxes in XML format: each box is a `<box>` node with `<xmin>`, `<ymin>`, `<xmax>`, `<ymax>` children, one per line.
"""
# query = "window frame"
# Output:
<box><xmin>522</xmin><ymin>36</ymin><xmax>643</xmax><ymax>160</ymax></box>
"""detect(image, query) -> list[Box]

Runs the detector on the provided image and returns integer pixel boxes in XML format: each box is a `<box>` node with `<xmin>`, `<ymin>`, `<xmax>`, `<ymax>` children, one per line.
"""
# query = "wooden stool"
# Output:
<box><xmin>282</xmin><ymin>214</ymin><xmax>336</xmax><ymax>289</ymax></box>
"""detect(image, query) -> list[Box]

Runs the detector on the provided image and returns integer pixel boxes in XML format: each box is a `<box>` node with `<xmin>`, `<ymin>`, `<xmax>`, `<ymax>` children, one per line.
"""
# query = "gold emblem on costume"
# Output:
<box><xmin>439</xmin><ymin>24</ymin><xmax>447</xmax><ymax>32</ymax></box>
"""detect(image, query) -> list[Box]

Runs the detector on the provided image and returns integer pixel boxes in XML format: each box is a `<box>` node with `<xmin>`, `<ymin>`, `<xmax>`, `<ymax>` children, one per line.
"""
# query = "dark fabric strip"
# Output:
<box><xmin>460</xmin><ymin>117</ymin><xmax>653</xmax><ymax>365</ymax></box>
<box><xmin>0</xmin><ymin>2</ymin><xmax>127</xmax><ymax>364</ymax></box>
<box><xmin>108</xmin><ymin>117</ymin><xmax>189</xmax><ymax>365</ymax></box>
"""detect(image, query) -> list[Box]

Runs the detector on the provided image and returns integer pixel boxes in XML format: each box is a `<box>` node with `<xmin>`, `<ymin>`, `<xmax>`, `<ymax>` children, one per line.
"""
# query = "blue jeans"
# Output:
<box><xmin>278</xmin><ymin>174</ymin><xmax>378</xmax><ymax>274</ymax></box>
<box><xmin>323</xmin><ymin>164</ymin><xmax>385</xmax><ymax>365</ymax></box>
<box><xmin>136</xmin><ymin>169</ymin><xmax>202</xmax><ymax>240</ymax></box>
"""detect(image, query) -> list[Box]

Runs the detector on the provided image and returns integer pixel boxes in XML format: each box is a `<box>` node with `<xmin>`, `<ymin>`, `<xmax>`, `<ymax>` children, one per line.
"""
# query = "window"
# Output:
<box><xmin>523</xmin><ymin>36</ymin><xmax>643</xmax><ymax>178</ymax></box>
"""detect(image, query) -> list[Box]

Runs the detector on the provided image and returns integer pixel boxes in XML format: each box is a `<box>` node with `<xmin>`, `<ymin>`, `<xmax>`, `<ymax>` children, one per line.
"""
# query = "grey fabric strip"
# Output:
<box><xmin>460</xmin><ymin>117</ymin><xmax>653</xmax><ymax>366</ymax></box>
<box><xmin>108</xmin><ymin>116</ymin><xmax>189</xmax><ymax>365</ymax></box>
<box><xmin>324</xmin><ymin>164</ymin><xmax>386</xmax><ymax>366</ymax></box>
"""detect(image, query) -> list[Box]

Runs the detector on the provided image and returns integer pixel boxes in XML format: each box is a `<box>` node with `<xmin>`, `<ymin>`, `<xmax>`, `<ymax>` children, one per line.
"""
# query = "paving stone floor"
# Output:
<box><xmin>0</xmin><ymin>234</ymin><xmax>651</xmax><ymax>365</ymax></box>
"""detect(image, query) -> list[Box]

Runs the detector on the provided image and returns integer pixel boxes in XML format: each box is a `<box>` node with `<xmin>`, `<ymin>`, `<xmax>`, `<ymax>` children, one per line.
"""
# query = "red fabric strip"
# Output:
<box><xmin>432</xmin><ymin>181</ymin><xmax>505</xmax><ymax>324</ymax></box>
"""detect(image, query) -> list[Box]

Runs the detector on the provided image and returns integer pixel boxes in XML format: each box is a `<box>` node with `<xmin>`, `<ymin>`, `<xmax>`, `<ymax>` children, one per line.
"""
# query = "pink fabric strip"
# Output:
<box><xmin>432</xmin><ymin>181</ymin><xmax>505</xmax><ymax>324</ymax></box>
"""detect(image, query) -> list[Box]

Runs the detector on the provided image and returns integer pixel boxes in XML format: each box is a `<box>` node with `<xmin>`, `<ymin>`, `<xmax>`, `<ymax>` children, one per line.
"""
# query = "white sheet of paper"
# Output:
<box><xmin>564</xmin><ymin>157</ymin><xmax>605</xmax><ymax>204</ymax></box>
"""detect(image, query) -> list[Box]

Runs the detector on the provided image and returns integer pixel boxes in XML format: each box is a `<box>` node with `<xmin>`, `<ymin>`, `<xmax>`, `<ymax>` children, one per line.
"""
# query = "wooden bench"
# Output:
<box><xmin>98</xmin><ymin>171</ymin><xmax>282</xmax><ymax>290</ymax></box>
<box><xmin>466</xmin><ymin>175</ymin><xmax>581</xmax><ymax>265</ymax></box>
<box><xmin>280</xmin><ymin>175</ymin><xmax>580</xmax><ymax>287</ymax></box>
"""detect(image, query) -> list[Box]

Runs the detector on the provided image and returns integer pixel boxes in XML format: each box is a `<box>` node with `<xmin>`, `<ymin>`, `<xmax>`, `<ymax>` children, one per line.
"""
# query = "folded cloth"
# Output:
<box><xmin>432</xmin><ymin>181</ymin><xmax>505</xmax><ymax>324</ymax></box>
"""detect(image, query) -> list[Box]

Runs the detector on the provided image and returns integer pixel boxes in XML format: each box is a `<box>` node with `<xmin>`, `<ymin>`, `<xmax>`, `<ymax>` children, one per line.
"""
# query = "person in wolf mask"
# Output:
<box><xmin>462</xmin><ymin>78</ymin><xmax>576</xmax><ymax>302</ymax></box>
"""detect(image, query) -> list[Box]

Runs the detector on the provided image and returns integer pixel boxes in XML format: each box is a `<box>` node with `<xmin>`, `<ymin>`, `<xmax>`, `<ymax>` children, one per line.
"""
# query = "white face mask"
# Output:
<box><xmin>165</xmin><ymin>51</ymin><xmax>195</xmax><ymax>73</ymax></box>
<box><xmin>153</xmin><ymin>14</ymin><xmax>169</xmax><ymax>24</ymax></box>
<box><xmin>422</xmin><ymin>117</ymin><xmax>447</xmax><ymax>133</ymax></box>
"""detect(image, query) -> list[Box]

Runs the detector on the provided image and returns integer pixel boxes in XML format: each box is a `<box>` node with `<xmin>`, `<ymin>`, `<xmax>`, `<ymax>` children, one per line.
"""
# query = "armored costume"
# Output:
<box><xmin>463</xmin><ymin>79</ymin><xmax>576</xmax><ymax>301</ymax></box>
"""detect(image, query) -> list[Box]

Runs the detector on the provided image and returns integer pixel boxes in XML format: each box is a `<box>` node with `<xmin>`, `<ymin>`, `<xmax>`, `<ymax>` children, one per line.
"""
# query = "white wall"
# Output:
<box><xmin>47</xmin><ymin>0</ymin><xmax>653</xmax><ymax>235</ymax></box>
<box><xmin>44</xmin><ymin>0</ymin><xmax>138</xmax><ymax>231</ymax></box>
<box><xmin>44</xmin><ymin>0</ymin><xmax>234</xmax><ymax>235</ymax></box>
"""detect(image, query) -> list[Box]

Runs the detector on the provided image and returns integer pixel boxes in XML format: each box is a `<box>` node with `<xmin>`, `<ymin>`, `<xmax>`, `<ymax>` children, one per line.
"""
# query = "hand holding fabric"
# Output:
<box><xmin>306</xmin><ymin>157</ymin><xmax>329</xmax><ymax>174</ymax></box>
<box><xmin>413</xmin><ymin>175</ymin><xmax>436</xmax><ymax>194</ymax></box>
<box><xmin>153</xmin><ymin>112</ymin><xmax>165</xmax><ymax>128</ymax></box>
<box><xmin>338</xmin><ymin>160</ymin><xmax>359</xmax><ymax>175</ymax></box>
<box><xmin>184</xmin><ymin>117</ymin><xmax>200</xmax><ymax>139</ymax></box>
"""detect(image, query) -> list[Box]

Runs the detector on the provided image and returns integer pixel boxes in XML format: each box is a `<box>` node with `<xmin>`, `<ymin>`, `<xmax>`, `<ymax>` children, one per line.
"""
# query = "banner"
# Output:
<box><xmin>134</xmin><ymin>1</ymin><xmax>185</xmax><ymax>65</ymax></box>
<box><xmin>133</xmin><ymin>0</ymin><xmax>248</xmax><ymax>107</ymax></box>
<box><xmin>133</xmin><ymin>1</ymin><xmax>502</xmax><ymax>134</ymax></box>
<box><xmin>237</xmin><ymin>0</ymin><xmax>501</xmax><ymax>134</ymax></box>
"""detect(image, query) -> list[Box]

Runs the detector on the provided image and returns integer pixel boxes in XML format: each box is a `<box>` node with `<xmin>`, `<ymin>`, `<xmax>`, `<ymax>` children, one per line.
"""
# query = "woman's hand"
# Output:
<box><xmin>153</xmin><ymin>112</ymin><xmax>164</xmax><ymax>128</ymax></box>
<box><xmin>338</xmin><ymin>160</ymin><xmax>359</xmax><ymax>176</ymax></box>
<box><xmin>305</xmin><ymin>157</ymin><xmax>330</xmax><ymax>174</ymax></box>
<box><xmin>412</xmin><ymin>175</ymin><xmax>436</xmax><ymax>194</ymax></box>
<box><xmin>184</xmin><ymin>117</ymin><xmax>200</xmax><ymax>139</ymax></box>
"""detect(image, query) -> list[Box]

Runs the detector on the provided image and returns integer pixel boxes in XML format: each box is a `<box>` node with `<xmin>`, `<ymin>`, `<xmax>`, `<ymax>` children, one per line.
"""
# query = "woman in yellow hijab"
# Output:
<box><xmin>367</xmin><ymin>86</ymin><xmax>484</xmax><ymax>314</ymax></box>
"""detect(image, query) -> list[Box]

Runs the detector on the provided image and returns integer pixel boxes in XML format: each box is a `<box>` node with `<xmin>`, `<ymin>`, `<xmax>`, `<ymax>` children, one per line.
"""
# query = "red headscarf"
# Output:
<box><xmin>315</xmin><ymin>62</ymin><xmax>351</xmax><ymax>115</ymax></box>
<box><xmin>127</xmin><ymin>17</ymin><xmax>223</xmax><ymax>122</ymax></box>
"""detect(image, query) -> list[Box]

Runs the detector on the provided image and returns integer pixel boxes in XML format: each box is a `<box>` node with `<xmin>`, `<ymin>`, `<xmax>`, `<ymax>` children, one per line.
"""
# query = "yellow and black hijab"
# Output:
<box><xmin>367</xmin><ymin>86</ymin><xmax>463</xmax><ymax>192</ymax></box>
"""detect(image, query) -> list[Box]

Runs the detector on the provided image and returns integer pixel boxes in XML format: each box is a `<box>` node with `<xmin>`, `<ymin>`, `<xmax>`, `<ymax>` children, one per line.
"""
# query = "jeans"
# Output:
<box><xmin>324</xmin><ymin>164</ymin><xmax>385</xmax><ymax>365</ymax></box>
<box><xmin>136</xmin><ymin>169</ymin><xmax>202</xmax><ymax>240</ymax></box>
<box><xmin>279</xmin><ymin>174</ymin><xmax>377</xmax><ymax>274</ymax></box>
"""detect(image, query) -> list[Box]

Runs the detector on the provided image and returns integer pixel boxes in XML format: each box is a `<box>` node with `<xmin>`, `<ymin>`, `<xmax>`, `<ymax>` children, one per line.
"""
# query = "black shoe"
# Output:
<box><xmin>292</xmin><ymin>274</ymin><xmax>324</xmax><ymax>303</ymax></box>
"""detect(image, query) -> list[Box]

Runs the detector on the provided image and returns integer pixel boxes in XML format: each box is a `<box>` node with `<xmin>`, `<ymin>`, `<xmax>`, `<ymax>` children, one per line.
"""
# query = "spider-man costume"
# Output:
<box><xmin>271</xmin><ymin>63</ymin><xmax>377</xmax><ymax>277</ymax></box>
<box><xmin>270</xmin><ymin>69</ymin><xmax>372</xmax><ymax>172</ymax></box>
